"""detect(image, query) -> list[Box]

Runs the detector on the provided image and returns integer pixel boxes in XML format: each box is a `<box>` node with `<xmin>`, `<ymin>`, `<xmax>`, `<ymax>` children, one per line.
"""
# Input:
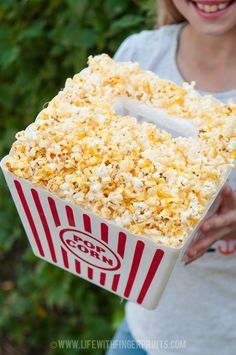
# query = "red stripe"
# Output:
<box><xmin>124</xmin><ymin>241</ymin><xmax>145</xmax><ymax>298</ymax></box>
<box><xmin>75</xmin><ymin>260</ymin><xmax>81</xmax><ymax>274</ymax></box>
<box><xmin>101</xmin><ymin>223</ymin><xmax>108</xmax><ymax>243</ymax></box>
<box><xmin>48</xmin><ymin>197</ymin><xmax>61</xmax><ymax>227</ymax></box>
<box><xmin>100</xmin><ymin>272</ymin><xmax>106</xmax><ymax>286</ymax></box>
<box><xmin>83</xmin><ymin>214</ymin><xmax>91</xmax><ymax>233</ymax></box>
<box><xmin>31</xmin><ymin>189</ymin><xmax>57</xmax><ymax>263</ymax></box>
<box><xmin>88</xmin><ymin>267</ymin><xmax>93</xmax><ymax>280</ymax></box>
<box><xmin>61</xmin><ymin>247</ymin><xmax>69</xmax><ymax>269</ymax></box>
<box><xmin>112</xmin><ymin>274</ymin><xmax>120</xmax><ymax>291</ymax></box>
<box><xmin>14</xmin><ymin>181</ymin><xmax>45</xmax><ymax>257</ymax></box>
<box><xmin>137</xmin><ymin>249</ymin><xmax>164</xmax><ymax>304</ymax></box>
<box><xmin>117</xmin><ymin>232</ymin><xmax>126</xmax><ymax>258</ymax></box>
<box><xmin>66</xmin><ymin>206</ymin><xmax>75</xmax><ymax>227</ymax></box>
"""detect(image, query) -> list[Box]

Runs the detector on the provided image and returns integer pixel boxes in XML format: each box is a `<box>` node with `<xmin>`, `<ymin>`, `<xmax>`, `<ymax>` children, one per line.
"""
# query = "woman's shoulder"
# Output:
<box><xmin>113</xmin><ymin>23</ymin><xmax>183</xmax><ymax>62</ymax></box>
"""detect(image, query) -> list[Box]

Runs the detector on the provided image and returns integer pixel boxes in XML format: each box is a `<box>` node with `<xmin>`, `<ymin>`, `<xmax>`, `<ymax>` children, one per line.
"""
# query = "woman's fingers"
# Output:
<box><xmin>184</xmin><ymin>247</ymin><xmax>208</xmax><ymax>265</ymax></box>
<box><xmin>222</xmin><ymin>185</ymin><xmax>233</xmax><ymax>197</ymax></box>
<box><xmin>184</xmin><ymin>226</ymin><xmax>233</xmax><ymax>264</ymax></box>
<box><xmin>183</xmin><ymin>187</ymin><xmax>236</xmax><ymax>265</ymax></box>
<box><xmin>218</xmin><ymin>186</ymin><xmax>236</xmax><ymax>214</ymax></box>
<box><xmin>201</xmin><ymin>187</ymin><xmax>236</xmax><ymax>233</ymax></box>
<box><xmin>201</xmin><ymin>210</ymin><xmax>236</xmax><ymax>233</ymax></box>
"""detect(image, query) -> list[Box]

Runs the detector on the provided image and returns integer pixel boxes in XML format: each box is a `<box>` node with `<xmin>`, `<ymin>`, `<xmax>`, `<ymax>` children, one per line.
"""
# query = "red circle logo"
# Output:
<box><xmin>60</xmin><ymin>228</ymin><xmax>121</xmax><ymax>271</ymax></box>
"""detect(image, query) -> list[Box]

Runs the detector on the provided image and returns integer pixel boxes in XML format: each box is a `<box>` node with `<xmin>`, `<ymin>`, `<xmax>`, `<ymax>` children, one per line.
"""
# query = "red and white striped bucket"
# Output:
<box><xmin>0</xmin><ymin>157</ymin><xmax>231</xmax><ymax>309</ymax></box>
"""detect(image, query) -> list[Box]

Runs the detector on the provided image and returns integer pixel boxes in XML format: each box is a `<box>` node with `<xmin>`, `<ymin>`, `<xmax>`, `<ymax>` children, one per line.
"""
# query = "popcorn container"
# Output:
<box><xmin>0</xmin><ymin>157</ymin><xmax>232</xmax><ymax>309</ymax></box>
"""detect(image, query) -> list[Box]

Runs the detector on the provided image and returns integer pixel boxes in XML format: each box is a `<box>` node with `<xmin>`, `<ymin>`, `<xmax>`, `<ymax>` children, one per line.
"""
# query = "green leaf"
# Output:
<box><xmin>105</xmin><ymin>0</ymin><xmax>129</xmax><ymax>16</ymax></box>
<box><xmin>0</xmin><ymin>46</ymin><xmax>19</xmax><ymax>69</ymax></box>
<box><xmin>66</xmin><ymin>0</ymin><xmax>88</xmax><ymax>17</ymax></box>
<box><xmin>18</xmin><ymin>21</ymin><xmax>45</xmax><ymax>41</ymax></box>
<box><xmin>111</xmin><ymin>14</ymin><xmax>144</xmax><ymax>30</ymax></box>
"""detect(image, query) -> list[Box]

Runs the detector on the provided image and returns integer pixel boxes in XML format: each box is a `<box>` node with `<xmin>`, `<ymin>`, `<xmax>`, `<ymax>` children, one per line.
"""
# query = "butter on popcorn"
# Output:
<box><xmin>4</xmin><ymin>54</ymin><xmax>236</xmax><ymax>248</ymax></box>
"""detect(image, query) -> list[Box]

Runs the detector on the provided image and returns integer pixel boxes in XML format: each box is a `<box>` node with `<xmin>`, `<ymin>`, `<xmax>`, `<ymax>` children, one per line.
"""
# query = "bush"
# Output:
<box><xmin>0</xmin><ymin>1</ymin><xmax>156</xmax><ymax>354</ymax></box>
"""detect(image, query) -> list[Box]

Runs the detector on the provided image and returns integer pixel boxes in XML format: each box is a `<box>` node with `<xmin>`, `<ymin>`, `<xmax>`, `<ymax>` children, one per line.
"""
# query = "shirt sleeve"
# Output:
<box><xmin>113</xmin><ymin>34</ymin><xmax>139</xmax><ymax>62</ymax></box>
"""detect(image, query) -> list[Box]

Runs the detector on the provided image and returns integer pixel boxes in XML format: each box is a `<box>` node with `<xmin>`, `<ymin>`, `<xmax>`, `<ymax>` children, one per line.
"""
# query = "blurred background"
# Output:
<box><xmin>0</xmin><ymin>0</ymin><xmax>156</xmax><ymax>354</ymax></box>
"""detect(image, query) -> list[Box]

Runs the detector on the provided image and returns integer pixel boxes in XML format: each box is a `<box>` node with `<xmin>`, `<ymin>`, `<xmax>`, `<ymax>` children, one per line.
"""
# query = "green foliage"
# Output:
<box><xmin>0</xmin><ymin>0</ymin><xmax>156</xmax><ymax>354</ymax></box>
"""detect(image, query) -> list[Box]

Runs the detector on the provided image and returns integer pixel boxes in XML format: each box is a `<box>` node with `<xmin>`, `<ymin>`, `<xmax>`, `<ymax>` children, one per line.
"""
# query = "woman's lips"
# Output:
<box><xmin>190</xmin><ymin>0</ymin><xmax>234</xmax><ymax>19</ymax></box>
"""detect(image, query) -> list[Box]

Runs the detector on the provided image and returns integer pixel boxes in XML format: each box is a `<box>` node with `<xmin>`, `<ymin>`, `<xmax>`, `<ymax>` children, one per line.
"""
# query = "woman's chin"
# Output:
<box><xmin>192</xmin><ymin>21</ymin><xmax>236</xmax><ymax>36</ymax></box>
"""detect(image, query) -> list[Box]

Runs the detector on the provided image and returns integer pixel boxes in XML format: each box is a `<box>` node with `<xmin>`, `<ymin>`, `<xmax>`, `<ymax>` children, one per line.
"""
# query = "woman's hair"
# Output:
<box><xmin>157</xmin><ymin>0</ymin><xmax>186</xmax><ymax>27</ymax></box>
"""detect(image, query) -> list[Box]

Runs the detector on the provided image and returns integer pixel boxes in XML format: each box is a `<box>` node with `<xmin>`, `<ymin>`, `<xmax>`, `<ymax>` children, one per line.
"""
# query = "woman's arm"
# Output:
<box><xmin>184</xmin><ymin>185</ymin><xmax>236</xmax><ymax>264</ymax></box>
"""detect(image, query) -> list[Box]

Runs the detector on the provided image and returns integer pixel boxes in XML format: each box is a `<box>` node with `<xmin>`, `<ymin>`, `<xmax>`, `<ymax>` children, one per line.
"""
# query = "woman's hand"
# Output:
<box><xmin>184</xmin><ymin>185</ymin><xmax>236</xmax><ymax>265</ymax></box>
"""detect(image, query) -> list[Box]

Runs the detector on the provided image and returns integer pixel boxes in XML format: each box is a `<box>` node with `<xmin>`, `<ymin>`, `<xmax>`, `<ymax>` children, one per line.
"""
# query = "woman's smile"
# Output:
<box><xmin>190</xmin><ymin>0</ymin><xmax>235</xmax><ymax>19</ymax></box>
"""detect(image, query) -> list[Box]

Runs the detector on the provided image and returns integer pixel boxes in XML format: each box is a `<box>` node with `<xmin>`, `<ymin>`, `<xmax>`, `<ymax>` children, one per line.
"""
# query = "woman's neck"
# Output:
<box><xmin>177</xmin><ymin>23</ymin><xmax>236</xmax><ymax>92</ymax></box>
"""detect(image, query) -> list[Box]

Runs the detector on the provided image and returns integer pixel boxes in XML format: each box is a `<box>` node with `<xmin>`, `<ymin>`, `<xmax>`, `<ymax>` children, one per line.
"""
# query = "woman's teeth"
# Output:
<box><xmin>195</xmin><ymin>2</ymin><xmax>229</xmax><ymax>12</ymax></box>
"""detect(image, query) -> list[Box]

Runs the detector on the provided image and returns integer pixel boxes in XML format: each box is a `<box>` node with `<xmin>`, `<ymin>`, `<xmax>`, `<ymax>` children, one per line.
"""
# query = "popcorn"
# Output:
<box><xmin>4</xmin><ymin>54</ymin><xmax>236</xmax><ymax>248</ymax></box>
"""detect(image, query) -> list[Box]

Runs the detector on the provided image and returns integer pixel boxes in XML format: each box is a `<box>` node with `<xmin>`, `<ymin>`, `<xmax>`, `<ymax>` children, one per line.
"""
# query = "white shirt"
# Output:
<box><xmin>114</xmin><ymin>23</ymin><xmax>236</xmax><ymax>355</ymax></box>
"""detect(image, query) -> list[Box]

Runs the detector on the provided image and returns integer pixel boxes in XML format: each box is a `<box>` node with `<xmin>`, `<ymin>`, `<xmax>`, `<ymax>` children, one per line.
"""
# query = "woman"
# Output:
<box><xmin>107</xmin><ymin>1</ymin><xmax>236</xmax><ymax>354</ymax></box>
